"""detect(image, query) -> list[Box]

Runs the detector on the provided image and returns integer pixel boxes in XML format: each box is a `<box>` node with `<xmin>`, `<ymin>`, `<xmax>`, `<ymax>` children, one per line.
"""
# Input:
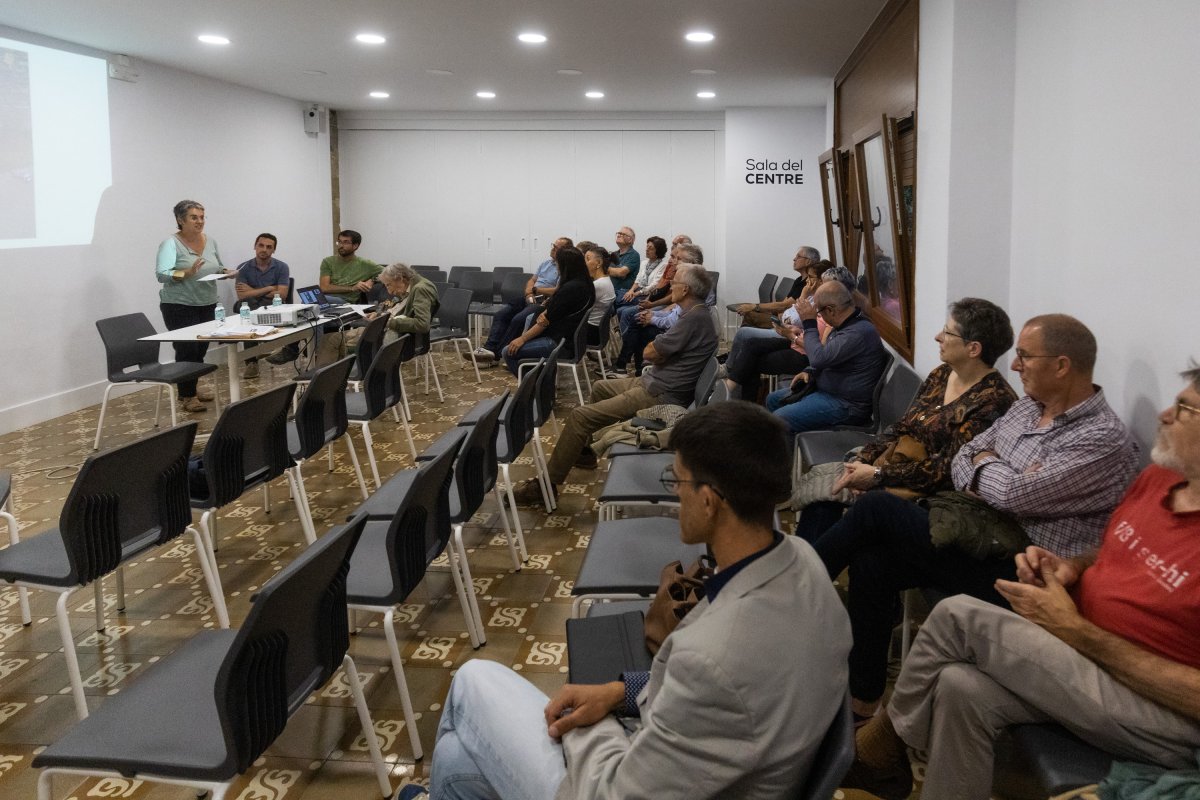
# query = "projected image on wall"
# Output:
<box><xmin>0</xmin><ymin>36</ymin><xmax>111</xmax><ymax>250</ymax></box>
<box><xmin>0</xmin><ymin>47</ymin><xmax>35</xmax><ymax>239</ymax></box>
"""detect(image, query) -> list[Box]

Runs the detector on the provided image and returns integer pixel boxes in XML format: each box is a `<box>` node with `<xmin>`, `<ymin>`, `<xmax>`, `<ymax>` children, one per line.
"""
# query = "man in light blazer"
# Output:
<box><xmin>396</xmin><ymin>402</ymin><xmax>850</xmax><ymax>800</ymax></box>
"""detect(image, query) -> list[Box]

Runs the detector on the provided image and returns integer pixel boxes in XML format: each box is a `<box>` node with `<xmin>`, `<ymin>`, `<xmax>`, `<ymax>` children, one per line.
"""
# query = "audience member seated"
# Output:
<box><xmin>233</xmin><ymin>232</ymin><xmax>289</xmax><ymax>379</ymax></box>
<box><xmin>795</xmin><ymin>297</ymin><xmax>1018</xmax><ymax>540</ymax></box>
<box><xmin>584</xmin><ymin>246</ymin><xmax>616</xmax><ymax>345</ymax></box>
<box><xmin>503</xmin><ymin>247</ymin><xmax>595</xmax><ymax>375</ymax></box>
<box><xmin>511</xmin><ymin>264</ymin><xmax>717</xmax><ymax>504</ymax></box>
<box><xmin>607</xmin><ymin>226</ymin><xmax>640</xmax><ymax>299</ymax></box>
<box><xmin>614</xmin><ymin>242</ymin><xmax>704</xmax><ymax>372</ymax></box>
<box><xmin>813</xmin><ymin>314</ymin><xmax>1140</xmax><ymax>731</ymax></box>
<box><xmin>724</xmin><ymin>262</ymin><xmax>853</xmax><ymax>402</ymax></box>
<box><xmin>764</xmin><ymin>281</ymin><xmax>889</xmax><ymax>434</ymax></box>
<box><xmin>471</xmin><ymin>236</ymin><xmax>572</xmax><ymax>365</ymax></box>
<box><xmin>845</xmin><ymin>362</ymin><xmax>1200</xmax><ymax>800</ymax></box>
<box><xmin>373</xmin><ymin>262</ymin><xmax>439</xmax><ymax>341</ymax></box>
<box><xmin>617</xmin><ymin>235</ymin><xmax>668</xmax><ymax>309</ymax></box>
<box><xmin>395</xmin><ymin>403</ymin><xmax>850</xmax><ymax>800</ymax></box>
<box><xmin>731</xmin><ymin>245</ymin><xmax>821</xmax><ymax>330</ymax></box>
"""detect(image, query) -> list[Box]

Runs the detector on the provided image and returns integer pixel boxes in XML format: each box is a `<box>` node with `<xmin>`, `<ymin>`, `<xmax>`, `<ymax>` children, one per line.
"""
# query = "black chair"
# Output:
<box><xmin>774</xmin><ymin>276</ymin><xmax>796</xmax><ymax>302</ymax></box>
<box><xmin>458</xmin><ymin>270</ymin><xmax>500</xmax><ymax>345</ymax></box>
<box><xmin>0</xmin><ymin>423</ymin><xmax>228</xmax><ymax>719</ymax></box>
<box><xmin>570</xmin><ymin>517</ymin><xmax>705</xmax><ymax>615</ymax></box>
<box><xmin>527</xmin><ymin>341</ymin><xmax>565</xmax><ymax>512</ymax></box>
<box><xmin>418</xmin><ymin>269</ymin><xmax>448</xmax><ymax>285</ymax></box>
<box><xmin>758</xmin><ymin>273</ymin><xmax>780</xmax><ymax>303</ymax></box>
<box><xmin>490</xmin><ymin>266</ymin><xmax>525</xmax><ymax>301</ymax></box>
<box><xmin>516</xmin><ymin>300</ymin><xmax>595</xmax><ymax>406</ymax></box>
<box><xmin>799</xmin><ymin>692</ymin><xmax>856</xmax><ymax>800</ymax></box>
<box><xmin>428</xmin><ymin>287</ymin><xmax>480</xmax><ymax>383</ymax></box>
<box><xmin>447</xmin><ymin>265</ymin><xmax>482</xmax><ymax>288</ymax></box>
<box><xmin>33</xmin><ymin>514</ymin><xmax>394</xmax><ymax>800</ymax></box>
<box><xmin>0</xmin><ymin>472</ymin><xmax>31</xmax><ymax>626</ymax></box>
<box><xmin>292</xmin><ymin>312</ymin><xmax>389</xmax><ymax>394</ymax></box>
<box><xmin>991</xmin><ymin>724</ymin><xmax>1115</xmax><ymax>800</ymax></box>
<box><xmin>585</xmin><ymin>305</ymin><xmax>618</xmax><ymax>379</ymax></box>
<box><xmin>345</xmin><ymin>335</ymin><xmax>417</xmax><ymax>485</ymax></box>
<box><xmin>346</xmin><ymin>433</ymin><xmax>465</xmax><ymax>762</ymax></box>
<box><xmin>288</xmin><ymin>356</ymin><xmax>370</xmax><ymax>528</ymax></box>
<box><xmin>93</xmin><ymin>312</ymin><xmax>219</xmax><ymax>450</ymax></box>
<box><xmin>396</xmin><ymin>326</ymin><xmax>445</xmax><ymax>417</ymax></box>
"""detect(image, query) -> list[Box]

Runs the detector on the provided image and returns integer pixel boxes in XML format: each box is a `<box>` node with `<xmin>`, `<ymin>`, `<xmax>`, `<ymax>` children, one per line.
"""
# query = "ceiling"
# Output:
<box><xmin>0</xmin><ymin>0</ymin><xmax>886</xmax><ymax>112</ymax></box>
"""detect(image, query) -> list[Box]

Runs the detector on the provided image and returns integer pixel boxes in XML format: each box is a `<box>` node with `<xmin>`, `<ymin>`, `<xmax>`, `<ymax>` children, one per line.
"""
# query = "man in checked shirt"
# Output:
<box><xmin>809</xmin><ymin>314</ymin><xmax>1139</xmax><ymax>731</ymax></box>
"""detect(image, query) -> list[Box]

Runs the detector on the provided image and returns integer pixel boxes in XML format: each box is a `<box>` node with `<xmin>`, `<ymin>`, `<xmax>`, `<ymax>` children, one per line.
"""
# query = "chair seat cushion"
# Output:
<box><xmin>796</xmin><ymin>430</ymin><xmax>874</xmax><ymax>469</ymax></box>
<box><xmin>993</xmin><ymin>724</ymin><xmax>1115</xmax><ymax>799</ymax></box>
<box><xmin>598</xmin><ymin>452</ymin><xmax>677</xmax><ymax>504</ymax></box>
<box><xmin>429</xmin><ymin>326</ymin><xmax>470</xmax><ymax>343</ymax></box>
<box><xmin>0</xmin><ymin>528</ymin><xmax>75</xmax><ymax>586</ymax></box>
<box><xmin>606</xmin><ymin>443</ymin><xmax>668</xmax><ymax>459</ymax></box>
<box><xmin>111</xmin><ymin>361</ymin><xmax>217</xmax><ymax>385</ymax></box>
<box><xmin>345</xmin><ymin>519</ymin><xmax>400</xmax><ymax>604</ymax></box>
<box><xmin>469</xmin><ymin>303</ymin><xmax>506</xmax><ymax>317</ymax></box>
<box><xmin>573</xmin><ymin>517</ymin><xmax>705</xmax><ymax>595</ymax></box>
<box><xmin>33</xmin><ymin>630</ymin><xmax>239</xmax><ymax>779</ymax></box>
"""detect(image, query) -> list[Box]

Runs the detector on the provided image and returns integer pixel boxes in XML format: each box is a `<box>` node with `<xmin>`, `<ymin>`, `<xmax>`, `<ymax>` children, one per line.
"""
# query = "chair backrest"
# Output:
<box><xmin>449</xmin><ymin>393</ymin><xmax>508</xmax><ymax>523</ymax></box>
<box><xmin>498</xmin><ymin>360</ymin><xmax>543</xmax><ymax>463</ymax></box>
<box><xmin>386</xmin><ymin>431</ymin><xmax>465</xmax><ymax>596</ymax></box>
<box><xmin>352</xmin><ymin>313</ymin><xmax>390</xmax><ymax>382</ymax></box>
<box><xmin>430</xmin><ymin>280</ymin><xmax>450</xmax><ymax>300</ymax></box>
<box><xmin>797</xmin><ymin>692</ymin><xmax>855</xmax><ymax>800</ymax></box>
<box><xmin>692</xmin><ymin>357</ymin><xmax>721</xmax><ymax>408</ymax></box>
<box><xmin>757</xmin><ymin>273</ymin><xmax>779</xmax><ymax>304</ymax></box>
<box><xmin>421</xmin><ymin>270</ymin><xmax>448</xmax><ymax>285</ymax></box>
<box><xmin>774</xmin><ymin>276</ymin><xmax>796</xmax><ymax>302</ymax></box>
<box><xmin>359</xmin><ymin>334</ymin><xmax>410</xmax><ymax>419</ymax></box>
<box><xmin>491</xmin><ymin>267</ymin><xmax>523</xmax><ymax>299</ymax></box>
<box><xmin>412</xmin><ymin>265</ymin><xmax>440</xmax><ymax>272</ymax></box>
<box><xmin>214</xmin><ymin>513</ymin><xmax>366</xmax><ymax>773</ymax></box>
<box><xmin>96</xmin><ymin>312</ymin><xmax>162</xmax><ymax>377</ymax></box>
<box><xmin>499</xmin><ymin>271</ymin><xmax>532</xmax><ymax>304</ymax></box>
<box><xmin>534</xmin><ymin>341</ymin><xmax>565</xmax><ymax>427</ymax></box>
<box><xmin>293</xmin><ymin>356</ymin><xmax>356</xmax><ymax>460</ymax></box>
<box><xmin>458</xmin><ymin>270</ymin><xmax>495</xmax><ymax>303</ymax></box>
<box><xmin>593</xmin><ymin>304</ymin><xmax>616</xmax><ymax>349</ymax></box>
<box><xmin>561</xmin><ymin>299</ymin><xmax>595</xmax><ymax>362</ymax></box>
<box><xmin>706</xmin><ymin>271</ymin><xmax>720</xmax><ymax>306</ymax></box>
<box><xmin>877</xmin><ymin>356</ymin><xmax>924</xmax><ymax>432</ymax></box>
<box><xmin>58</xmin><ymin>422</ymin><xmax>198</xmax><ymax>584</ymax></box>
<box><xmin>844</xmin><ymin>349</ymin><xmax>896</xmax><ymax>433</ymax></box>
<box><xmin>202</xmin><ymin>383</ymin><xmax>297</xmax><ymax>508</ymax></box>
<box><xmin>434</xmin><ymin>286</ymin><xmax>473</xmax><ymax>331</ymax></box>
<box><xmin>447</xmin><ymin>265</ymin><xmax>482</xmax><ymax>287</ymax></box>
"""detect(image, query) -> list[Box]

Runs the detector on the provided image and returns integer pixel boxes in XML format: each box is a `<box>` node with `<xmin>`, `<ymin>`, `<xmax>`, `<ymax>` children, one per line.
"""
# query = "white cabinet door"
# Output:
<box><xmin>433</xmin><ymin>131</ymin><xmax>484</xmax><ymax>268</ymax></box>
<box><xmin>669</xmin><ymin>131</ymin><xmax>718</xmax><ymax>254</ymax></box>
<box><xmin>620</xmin><ymin>131</ymin><xmax>674</xmax><ymax>248</ymax></box>
<box><xmin>526</xmin><ymin>130</ymin><xmax>577</xmax><ymax>261</ymax></box>
<box><xmin>573</xmin><ymin>131</ymin><xmax>624</xmax><ymax>248</ymax></box>
<box><xmin>480</xmin><ymin>131</ymin><xmax>530</xmax><ymax>268</ymax></box>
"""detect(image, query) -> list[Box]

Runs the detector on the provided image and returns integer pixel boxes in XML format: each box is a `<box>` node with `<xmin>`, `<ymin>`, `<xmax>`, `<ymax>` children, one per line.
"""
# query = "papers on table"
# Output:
<box><xmin>199</xmin><ymin>325</ymin><xmax>278</xmax><ymax>339</ymax></box>
<box><xmin>197</xmin><ymin>273</ymin><xmax>233</xmax><ymax>281</ymax></box>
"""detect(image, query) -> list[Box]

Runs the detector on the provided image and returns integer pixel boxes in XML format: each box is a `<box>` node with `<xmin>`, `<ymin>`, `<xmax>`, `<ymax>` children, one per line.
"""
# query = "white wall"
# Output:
<box><xmin>916</xmin><ymin>0</ymin><xmax>1200</xmax><ymax>450</ymax></box>
<box><xmin>0</xmin><ymin>26</ymin><xmax>333</xmax><ymax>434</ymax></box>
<box><xmin>723</xmin><ymin>107</ymin><xmax>829</xmax><ymax>312</ymax></box>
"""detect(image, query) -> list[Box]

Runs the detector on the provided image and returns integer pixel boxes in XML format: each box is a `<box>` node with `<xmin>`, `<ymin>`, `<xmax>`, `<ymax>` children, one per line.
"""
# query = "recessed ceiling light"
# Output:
<box><xmin>557</xmin><ymin>69</ymin><xmax>582</xmax><ymax>76</ymax></box>
<box><xmin>198</xmin><ymin>35</ymin><xmax>230</xmax><ymax>45</ymax></box>
<box><xmin>696</xmin><ymin>91</ymin><xmax>716</xmax><ymax>99</ymax></box>
<box><xmin>302</xmin><ymin>69</ymin><xmax>328</xmax><ymax>77</ymax></box>
<box><xmin>476</xmin><ymin>91</ymin><xmax>496</xmax><ymax>99</ymax></box>
<box><xmin>369</xmin><ymin>91</ymin><xmax>390</xmax><ymax>99</ymax></box>
<box><xmin>685</xmin><ymin>31</ymin><xmax>715</xmax><ymax>43</ymax></box>
<box><xmin>518</xmin><ymin>33</ymin><xmax>547</xmax><ymax>44</ymax></box>
<box><xmin>355</xmin><ymin>33</ymin><xmax>386</xmax><ymax>44</ymax></box>
<box><xmin>585</xmin><ymin>91</ymin><xmax>604</xmax><ymax>99</ymax></box>
<box><xmin>426</xmin><ymin>69</ymin><xmax>454</xmax><ymax>76</ymax></box>
<box><xmin>690</xmin><ymin>69</ymin><xmax>716</xmax><ymax>75</ymax></box>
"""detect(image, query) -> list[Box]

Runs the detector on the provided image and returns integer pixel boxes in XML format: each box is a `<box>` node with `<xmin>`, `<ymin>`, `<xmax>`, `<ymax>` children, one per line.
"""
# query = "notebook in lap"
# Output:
<box><xmin>565</xmin><ymin>610</ymin><xmax>653</xmax><ymax>685</ymax></box>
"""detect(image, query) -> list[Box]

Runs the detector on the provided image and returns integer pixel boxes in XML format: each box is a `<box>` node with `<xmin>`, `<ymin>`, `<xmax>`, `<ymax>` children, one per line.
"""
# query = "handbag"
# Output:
<box><xmin>644</xmin><ymin>558</ymin><xmax>714</xmax><ymax>655</ymax></box>
<box><xmin>777</xmin><ymin>375</ymin><xmax>818</xmax><ymax>407</ymax></box>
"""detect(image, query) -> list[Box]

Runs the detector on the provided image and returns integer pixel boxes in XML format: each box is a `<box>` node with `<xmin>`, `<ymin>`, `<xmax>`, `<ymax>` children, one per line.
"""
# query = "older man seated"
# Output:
<box><xmin>845</xmin><ymin>361</ymin><xmax>1200</xmax><ymax>800</ymax></box>
<box><xmin>764</xmin><ymin>280</ymin><xmax>889</xmax><ymax>434</ymax></box>
<box><xmin>395</xmin><ymin>402</ymin><xmax>850</xmax><ymax>800</ymax></box>
<box><xmin>511</xmin><ymin>263</ymin><xmax>717</xmax><ymax>505</ymax></box>
<box><xmin>813</xmin><ymin>314</ymin><xmax>1141</xmax><ymax>732</ymax></box>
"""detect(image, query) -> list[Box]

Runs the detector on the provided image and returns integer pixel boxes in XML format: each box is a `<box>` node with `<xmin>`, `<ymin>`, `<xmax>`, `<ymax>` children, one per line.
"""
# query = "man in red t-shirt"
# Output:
<box><xmin>843</xmin><ymin>364</ymin><xmax>1200</xmax><ymax>800</ymax></box>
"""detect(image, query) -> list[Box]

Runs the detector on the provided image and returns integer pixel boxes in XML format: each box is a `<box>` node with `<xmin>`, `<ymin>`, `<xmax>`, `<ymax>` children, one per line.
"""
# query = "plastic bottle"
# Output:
<box><xmin>272</xmin><ymin>293</ymin><xmax>283</xmax><ymax>307</ymax></box>
<box><xmin>214</xmin><ymin>303</ymin><xmax>226</xmax><ymax>324</ymax></box>
<box><xmin>240</xmin><ymin>304</ymin><xmax>251</xmax><ymax>325</ymax></box>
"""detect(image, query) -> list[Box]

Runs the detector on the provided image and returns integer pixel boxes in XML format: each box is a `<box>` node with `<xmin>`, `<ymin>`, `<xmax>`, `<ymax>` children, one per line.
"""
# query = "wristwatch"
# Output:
<box><xmin>753</xmin><ymin>304</ymin><xmax>760</xmax><ymax>312</ymax></box>
<box><xmin>873</xmin><ymin>467</ymin><xmax>883</xmax><ymax>485</ymax></box>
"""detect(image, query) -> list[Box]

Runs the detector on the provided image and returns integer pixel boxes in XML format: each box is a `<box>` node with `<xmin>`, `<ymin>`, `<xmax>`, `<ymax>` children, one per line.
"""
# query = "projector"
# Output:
<box><xmin>249</xmin><ymin>304</ymin><xmax>319</xmax><ymax>327</ymax></box>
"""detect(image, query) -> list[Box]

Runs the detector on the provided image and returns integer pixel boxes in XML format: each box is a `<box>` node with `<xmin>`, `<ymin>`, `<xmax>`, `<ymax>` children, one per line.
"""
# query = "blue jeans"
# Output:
<box><xmin>764</xmin><ymin>387</ymin><xmax>853</xmax><ymax>434</ymax></box>
<box><xmin>503</xmin><ymin>334</ymin><xmax>558</xmax><ymax>375</ymax></box>
<box><xmin>430</xmin><ymin>660</ymin><xmax>565</xmax><ymax>800</ymax></box>
<box><xmin>615</xmin><ymin>303</ymin><xmax>642</xmax><ymax>336</ymax></box>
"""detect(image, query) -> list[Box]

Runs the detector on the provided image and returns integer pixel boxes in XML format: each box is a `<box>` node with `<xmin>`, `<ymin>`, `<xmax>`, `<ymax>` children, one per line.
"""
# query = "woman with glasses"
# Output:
<box><xmin>797</xmin><ymin>297</ymin><xmax>1019</xmax><ymax>541</ymax></box>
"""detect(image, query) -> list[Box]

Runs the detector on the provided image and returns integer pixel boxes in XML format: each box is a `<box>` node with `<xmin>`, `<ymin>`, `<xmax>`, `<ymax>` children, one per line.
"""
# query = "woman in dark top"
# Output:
<box><xmin>503</xmin><ymin>246</ymin><xmax>595</xmax><ymax>375</ymax></box>
<box><xmin>797</xmin><ymin>297</ymin><xmax>1019</xmax><ymax>540</ymax></box>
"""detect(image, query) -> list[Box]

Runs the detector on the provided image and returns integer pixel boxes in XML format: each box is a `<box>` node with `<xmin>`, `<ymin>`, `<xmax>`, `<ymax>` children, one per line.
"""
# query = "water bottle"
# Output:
<box><xmin>214</xmin><ymin>303</ymin><xmax>225</xmax><ymax>324</ymax></box>
<box><xmin>272</xmin><ymin>293</ymin><xmax>282</xmax><ymax>307</ymax></box>
<box><xmin>239</xmin><ymin>303</ymin><xmax>251</xmax><ymax>325</ymax></box>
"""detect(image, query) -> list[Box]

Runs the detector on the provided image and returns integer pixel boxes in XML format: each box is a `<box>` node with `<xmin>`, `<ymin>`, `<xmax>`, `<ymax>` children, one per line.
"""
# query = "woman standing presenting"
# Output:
<box><xmin>155</xmin><ymin>199</ymin><xmax>233</xmax><ymax>412</ymax></box>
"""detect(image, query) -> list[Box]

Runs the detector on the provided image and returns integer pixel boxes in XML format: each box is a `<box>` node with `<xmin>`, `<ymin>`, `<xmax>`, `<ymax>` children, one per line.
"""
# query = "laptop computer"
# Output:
<box><xmin>295</xmin><ymin>285</ymin><xmax>362</xmax><ymax>320</ymax></box>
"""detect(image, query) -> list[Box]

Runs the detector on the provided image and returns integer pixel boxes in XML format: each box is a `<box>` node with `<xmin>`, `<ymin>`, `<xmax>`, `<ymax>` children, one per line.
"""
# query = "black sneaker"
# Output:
<box><xmin>266</xmin><ymin>343</ymin><xmax>299</xmax><ymax>365</ymax></box>
<box><xmin>574</xmin><ymin>448</ymin><xmax>599</xmax><ymax>469</ymax></box>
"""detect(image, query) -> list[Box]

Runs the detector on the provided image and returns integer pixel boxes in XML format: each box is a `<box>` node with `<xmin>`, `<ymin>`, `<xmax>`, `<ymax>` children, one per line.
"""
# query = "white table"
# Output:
<box><xmin>140</xmin><ymin>307</ymin><xmax>369</xmax><ymax>402</ymax></box>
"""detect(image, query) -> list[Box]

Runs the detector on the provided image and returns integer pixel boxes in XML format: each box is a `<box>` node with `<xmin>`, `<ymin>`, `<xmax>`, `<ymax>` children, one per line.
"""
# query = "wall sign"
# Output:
<box><xmin>744</xmin><ymin>158</ymin><xmax>804</xmax><ymax>184</ymax></box>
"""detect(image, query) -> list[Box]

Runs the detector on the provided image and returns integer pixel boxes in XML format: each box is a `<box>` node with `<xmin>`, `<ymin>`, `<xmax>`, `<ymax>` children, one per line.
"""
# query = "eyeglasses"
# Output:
<box><xmin>660</xmin><ymin>466</ymin><xmax>724</xmax><ymax>499</ymax></box>
<box><xmin>616</xmin><ymin>232</ymin><xmax>633</xmax><ymax>238</ymax></box>
<box><xmin>1012</xmin><ymin>350</ymin><xmax>1058</xmax><ymax>364</ymax></box>
<box><xmin>1174</xmin><ymin>399</ymin><xmax>1200</xmax><ymax>419</ymax></box>
<box><xmin>940</xmin><ymin>327</ymin><xmax>965</xmax><ymax>340</ymax></box>
<box><xmin>817</xmin><ymin>304</ymin><xmax>839</xmax><ymax>316</ymax></box>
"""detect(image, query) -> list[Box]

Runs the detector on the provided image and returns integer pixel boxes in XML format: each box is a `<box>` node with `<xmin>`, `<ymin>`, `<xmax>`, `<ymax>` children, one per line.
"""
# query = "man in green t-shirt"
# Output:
<box><xmin>320</xmin><ymin>229</ymin><xmax>381</xmax><ymax>302</ymax></box>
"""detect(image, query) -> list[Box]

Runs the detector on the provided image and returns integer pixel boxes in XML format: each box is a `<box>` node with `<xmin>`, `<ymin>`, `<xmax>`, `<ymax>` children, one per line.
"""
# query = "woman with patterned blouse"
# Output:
<box><xmin>797</xmin><ymin>297</ymin><xmax>1019</xmax><ymax>540</ymax></box>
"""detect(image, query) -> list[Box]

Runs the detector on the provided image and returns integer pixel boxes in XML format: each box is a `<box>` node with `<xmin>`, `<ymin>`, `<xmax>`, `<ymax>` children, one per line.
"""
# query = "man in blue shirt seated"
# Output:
<box><xmin>395</xmin><ymin>402</ymin><xmax>850</xmax><ymax>800</ymax></box>
<box><xmin>470</xmin><ymin>236</ymin><xmax>572</xmax><ymax>365</ymax></box>
<box><xmin>233</xmin><ymin>233</ymin><xmax>289</xmax><ymax>379</ymax></box>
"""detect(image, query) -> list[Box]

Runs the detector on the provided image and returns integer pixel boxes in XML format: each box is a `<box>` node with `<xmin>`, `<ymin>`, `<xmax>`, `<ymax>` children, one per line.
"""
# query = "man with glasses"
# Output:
<box><xmin>395</xmin><ymin>403</ymin><xmax>850</xmax><ymax>800</ymax></box>
<box><xmin>813</xmin><ymin>314</ymin><xmax>1140</xmax><ymax>763</ymax></box>
<box><xmin>608</xmin><ymin>226</ymin><xmax>640</xmax><ymax>299</ymax></box>
<box><xmin>513</xmin><ymin>263</ymin><xmax>717</xmax><ymax>504</ymax></box>
<box><xmin>847</xmin><ymin>361</ymin><xmax>1200</xmax><ymax>800</ymax></box>
<box><xmin>763</xmin><ymin>280</ymin><xmax>889</xmax><ymax>434</ymax></box>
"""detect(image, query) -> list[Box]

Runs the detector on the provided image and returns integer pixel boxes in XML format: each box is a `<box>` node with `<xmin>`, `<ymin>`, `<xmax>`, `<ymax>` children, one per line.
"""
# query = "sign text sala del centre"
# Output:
<box><xmin>744</xmin><ymin>157</ymin><xmax>804</xmax><ymax>185</ymax></box>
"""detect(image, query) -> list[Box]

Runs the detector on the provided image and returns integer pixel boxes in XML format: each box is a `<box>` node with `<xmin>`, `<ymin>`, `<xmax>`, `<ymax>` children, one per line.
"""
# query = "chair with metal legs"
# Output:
<box><xmin>345</xmin><ymin>335</ymin><xmax>419</xmax><ymax>486</ymax></box>
<box><xmin>0</xmin><ymin>472</ymin><xmax>35</xmax><ymax>626</ymax></box>
<box><xmin>0</xmin><ymin>423</ymin><xmax>228</xmax><ymax>720</ymax></box>
<box><xmin>33</xmin><ymin>514</ymin><xmax>394</xmax><ymax>800</ymax></box>
<box><xmin>428</xmin><ymin>287</ymin><xmax>480</xmax><ymax>383</ymax></box>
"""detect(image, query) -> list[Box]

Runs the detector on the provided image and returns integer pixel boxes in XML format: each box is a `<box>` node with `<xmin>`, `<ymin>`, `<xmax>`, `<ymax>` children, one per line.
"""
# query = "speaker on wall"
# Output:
<box><xmin>303</xmin><ymin>104</ymin><xmax>326</xmax><ymax>134</ymax></box>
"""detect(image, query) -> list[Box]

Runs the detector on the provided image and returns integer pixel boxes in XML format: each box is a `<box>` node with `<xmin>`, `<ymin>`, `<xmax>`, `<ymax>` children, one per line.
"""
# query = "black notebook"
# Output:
<box><xmin>566</xmin><ymin>610</ymin><xmax>653</xmax><ymax>685</ymax></box>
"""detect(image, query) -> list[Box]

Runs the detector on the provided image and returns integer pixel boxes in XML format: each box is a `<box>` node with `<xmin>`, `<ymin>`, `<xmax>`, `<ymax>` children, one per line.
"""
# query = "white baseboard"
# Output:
<box><xmin>0</xmin><ymin>381</ymin><xmax>150</xmax><ymax>436</ymax></box>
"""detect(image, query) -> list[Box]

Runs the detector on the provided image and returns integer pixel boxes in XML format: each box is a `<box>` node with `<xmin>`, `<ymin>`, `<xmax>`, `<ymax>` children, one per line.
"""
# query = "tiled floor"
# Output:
<box><xmin>0</xmin><ymin>348</ymin><xmax>927</xmax><ymax>799</ymax></box>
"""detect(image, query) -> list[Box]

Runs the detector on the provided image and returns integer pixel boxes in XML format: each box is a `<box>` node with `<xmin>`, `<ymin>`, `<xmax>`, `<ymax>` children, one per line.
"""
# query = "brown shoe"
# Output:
<box><xmin>511</xmin><ymin>478</ymin><xmax>554</xmax><ymax>506</ymax></box>
<box><xmin>195</xmin><ymin>387</ymin><xmax>215</xmax><ymax>402</ymax></box>
<box><xmin>839</xmin><ymin>756</ymin><xmax>912</xmax><ymax>800</ymax></box>
<box><xmin>180</xmin><ymin>396</ymin><xmax>208</xmax><ymax>413</ymax></box>
<box><xmin>574</xmin><ymin>448</ymin><xmax>598</xmax><ymax>469</ymax></box>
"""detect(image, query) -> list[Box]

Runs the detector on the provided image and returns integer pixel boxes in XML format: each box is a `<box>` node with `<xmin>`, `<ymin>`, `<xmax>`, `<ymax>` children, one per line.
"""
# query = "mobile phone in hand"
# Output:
<box><xmin>769</xmin><ymin>315</ymin><xmax>784</xmax><ymax>326</ymax></box>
